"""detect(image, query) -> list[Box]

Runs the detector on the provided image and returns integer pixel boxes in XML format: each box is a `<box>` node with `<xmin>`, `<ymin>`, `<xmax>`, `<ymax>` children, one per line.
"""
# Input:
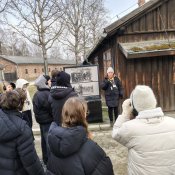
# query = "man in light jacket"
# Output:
<box><xmin>112</xmin><ymin>85</ymin><xmax>175</xmax><ymax>175</ymax></box>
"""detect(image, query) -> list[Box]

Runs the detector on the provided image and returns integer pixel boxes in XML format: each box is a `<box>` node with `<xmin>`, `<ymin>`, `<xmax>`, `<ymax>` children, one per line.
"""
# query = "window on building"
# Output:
<box><xmin>60</xmin><ymin>67</ymin><xmax>63</xmax><ymax>71</ymax></box>
<box><xmin>42</xmin><ymin>68</ymin><xmax>44</xmax><ymax>72</ymax></box>
<box><xmin>103</xmin><ymin>49</ymin><xmax>112</xmax><ymax>76</ymax></box>
<box><xmin>49</xmin><ymin>68</ymin><xmax>51</xmax><ymax>72</ymax></box>
<box><xmin>34</xmin><ymin>69</ymin><xmax>37</xmax><ymax>73</ymax></box>
<box><xmin>25</xmin><ymin>69</ymin><xmax>28</xmax><ymax>74</ymax></box>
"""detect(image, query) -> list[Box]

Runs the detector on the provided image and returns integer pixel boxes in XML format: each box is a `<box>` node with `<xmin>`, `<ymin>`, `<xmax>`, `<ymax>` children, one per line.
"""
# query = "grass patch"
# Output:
<box><xmin>102</xmin><ymin>107</ymin><xmax>109</xmax><ymax>122</ymax></box>
<box><xmin>28</xmin><ymin>85</ymin><xmax>37</xmax><ymax>98</ymax></box>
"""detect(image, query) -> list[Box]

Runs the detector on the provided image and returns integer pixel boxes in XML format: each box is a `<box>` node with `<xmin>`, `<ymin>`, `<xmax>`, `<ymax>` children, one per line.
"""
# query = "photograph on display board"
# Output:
<box><xmin>64</xmin><ymin>65</ymin><xmax>99</xmax><ymax>97</ymax></box>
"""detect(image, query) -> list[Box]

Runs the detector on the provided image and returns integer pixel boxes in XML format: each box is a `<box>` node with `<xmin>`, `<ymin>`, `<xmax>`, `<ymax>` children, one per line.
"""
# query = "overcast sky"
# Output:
<box><xmin>104</xmin><ymin>0</ymin><xmax>150</xmax><ymax>23</ymax></box>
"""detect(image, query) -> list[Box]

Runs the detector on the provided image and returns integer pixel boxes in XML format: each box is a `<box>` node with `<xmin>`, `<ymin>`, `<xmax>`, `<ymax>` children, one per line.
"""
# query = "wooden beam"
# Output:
<box><xmin>126</xmin><ymin>49</ymin><xmax>175</xmax><ymax>59</ymax></box>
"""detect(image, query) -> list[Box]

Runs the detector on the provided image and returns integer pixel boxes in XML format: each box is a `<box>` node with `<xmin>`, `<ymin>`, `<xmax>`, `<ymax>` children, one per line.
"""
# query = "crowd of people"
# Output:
<box><xmin>0</xmin><ymin>67</ymin><xmax>175</xmax><ymax>175</ymax></box>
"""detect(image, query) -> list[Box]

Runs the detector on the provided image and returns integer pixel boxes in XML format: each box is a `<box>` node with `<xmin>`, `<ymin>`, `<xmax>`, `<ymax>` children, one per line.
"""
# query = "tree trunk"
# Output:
<box><xmin>42</xmin><ymin>48</ymin><xmax>48</xmax><ymax>75</ymax></box>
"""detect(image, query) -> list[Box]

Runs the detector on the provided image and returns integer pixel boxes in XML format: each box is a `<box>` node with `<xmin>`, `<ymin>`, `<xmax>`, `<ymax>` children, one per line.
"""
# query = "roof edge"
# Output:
<box><xmin>104</xmin><ymin>0</ymin><xmax>163</xmax><ymax>35</ymax></box>
<box><xmin>0</xmin><ymin>55</ymin><xmax>17</xmax><ymax>65</ymax></box>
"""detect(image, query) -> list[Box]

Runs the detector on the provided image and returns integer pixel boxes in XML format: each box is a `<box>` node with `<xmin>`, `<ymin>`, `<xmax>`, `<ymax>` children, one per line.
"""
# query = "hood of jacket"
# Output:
<box><xmin>48</xmin><ymin>122</ymin><xmax>87</xmax><ymax>158</ymax></box>
<box><xmin>16</xmin><ymin>79</ymin><xmax>29</xmax><ymax>89</ymax></box>
<box><xmin>50</xmin><ymin>86</ymin><xmax>77</xmax><ymax>100</ymax></box>
<box><xmin>34</xmin><ymin>75</ymin><xmax>50</xmax><ymax>90</ymax></box>
<box><xmin>0</xmin><ymin>109</ymin><xmax>21</xmax><ymax>142</ymax></box>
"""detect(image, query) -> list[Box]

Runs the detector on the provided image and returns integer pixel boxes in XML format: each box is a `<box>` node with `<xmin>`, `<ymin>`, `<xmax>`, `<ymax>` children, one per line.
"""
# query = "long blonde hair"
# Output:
<box><xmin>62</xmin><ymin>97</ymin><xmax>88</xmax><ymax>133</ymax></box>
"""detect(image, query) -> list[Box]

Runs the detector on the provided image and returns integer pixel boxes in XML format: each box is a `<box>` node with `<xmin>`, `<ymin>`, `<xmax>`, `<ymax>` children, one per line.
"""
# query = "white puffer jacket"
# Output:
<box><xmin>16</xmin><ymin>79</ymin><xmax>33</xmax><ymax>112</ymax></box>
<box><xmin>112</xmin><ymin>107</ymin><xmax>175</xmax><ymax>175</ymax></box>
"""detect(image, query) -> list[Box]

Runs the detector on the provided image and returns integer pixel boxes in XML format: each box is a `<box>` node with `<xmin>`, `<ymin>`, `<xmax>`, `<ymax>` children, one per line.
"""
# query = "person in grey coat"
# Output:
<box><xmin>33</xmin><ymin>74</ymin><xmax>53</xmax><ymax>165</ymax></box>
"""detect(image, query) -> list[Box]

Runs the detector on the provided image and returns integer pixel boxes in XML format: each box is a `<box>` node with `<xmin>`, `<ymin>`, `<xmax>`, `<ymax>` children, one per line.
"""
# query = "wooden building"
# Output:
<box><xmin>0</xmin><ymin>55</ymin><xmax>75</xmax><ymax>81</ymax></box>
<box><xmin>86</xmin><ymin>0</ymin><xmax>175</xmax><ymax>111</ymax></box>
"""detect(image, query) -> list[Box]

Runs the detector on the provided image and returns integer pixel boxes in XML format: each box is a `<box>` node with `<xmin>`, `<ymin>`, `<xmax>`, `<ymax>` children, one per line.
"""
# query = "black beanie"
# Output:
<box><xmin>56</xmin><ymin>71</ymin><xmax>71</xmax><ymax>87</ymax></box>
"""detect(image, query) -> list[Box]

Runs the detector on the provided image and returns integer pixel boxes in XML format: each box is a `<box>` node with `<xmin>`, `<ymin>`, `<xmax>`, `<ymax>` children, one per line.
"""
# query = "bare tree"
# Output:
<box><xmin>0</xmin><ymin>26</ymin><xmax>44</xmax><ymax>56</ymax></box>
<box><xmin>80</xmin><ymin>0</ymin><xmax>108</xmax><ymax>59</ymax></box>
<box><xmin>0</xmin><ymin>0</ymin><xmax>9</xmax><ymax>13</ymax></box>
<box><xmin>87</xmin><ymin>0</ymin><xmax>108</xmax><ymax>45</ymax></box>
<box><xmin>0</xmin><ymin>29</ymin><xmax>19</xmax><ymax>55</ymax></box>
<box><xmin>4</xmin><ymin>0</ymin><xmax>64</xmax><ymax>74</ymax></box>
<box><xmin>58</xmin><ymin>0</ymin><xmax>86</xmax><ymax>65</ymax></box>
<box><xmin>59</xmin><ymin>0</ymin><xmax>108</xmax><ymax>64</ymax></box>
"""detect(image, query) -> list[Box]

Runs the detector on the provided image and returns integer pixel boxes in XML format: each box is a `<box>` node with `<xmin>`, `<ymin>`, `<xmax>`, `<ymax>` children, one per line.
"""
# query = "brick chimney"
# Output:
<box><xmin>138</xmin><ymin>0</ymin><xmax>145</xmax><ymax>6</ymax></box>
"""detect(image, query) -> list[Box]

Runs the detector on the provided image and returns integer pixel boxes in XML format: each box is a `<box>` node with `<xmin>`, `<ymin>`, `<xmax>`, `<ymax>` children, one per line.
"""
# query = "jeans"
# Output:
<box><xmin>108</xmin><ymin>106</ymin><xmax>118</xmax><ymax>122</ymax></box>
<box><xmin>40</xmin><ymin>123</ymin><xmax>51</xmax><ymax>164</ymax></box>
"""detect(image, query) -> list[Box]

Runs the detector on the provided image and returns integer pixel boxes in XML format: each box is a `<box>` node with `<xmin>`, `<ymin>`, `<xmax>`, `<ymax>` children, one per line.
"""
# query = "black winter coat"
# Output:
<box><xmin>33</xmin><ymin>88</ymin><xmax>53</xmax><ymax>124</ymax></box>
<box><xmin>0</xmin><ymin>109</ymin><xmax>45</xmax><ymax>175</ymax></box>
<box><xmin>101</xmin><ymin>76</ymin><xmax>123</xmax><ymax>107</ymax></box>
<box><xmin>48</xmin><ymin>86</ymin><xmax>77</xmax><ymax>125</ymax></box>
<box><xmin>47</xmin><ymin>122</ymin><xmax>114</xmax><ymax>175</ymax></box>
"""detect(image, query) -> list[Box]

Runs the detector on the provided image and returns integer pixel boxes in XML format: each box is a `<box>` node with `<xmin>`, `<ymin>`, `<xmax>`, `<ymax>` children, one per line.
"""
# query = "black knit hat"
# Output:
<box><xmin>56</xmin><ymin>71</ymin><xmax>71</xmax><ymax>87</ymax></box>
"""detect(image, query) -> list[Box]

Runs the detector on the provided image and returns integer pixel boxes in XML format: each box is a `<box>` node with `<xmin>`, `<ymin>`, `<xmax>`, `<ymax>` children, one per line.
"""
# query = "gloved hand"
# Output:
<box><xmin>122</xmin><ymin>99</ymin><xmax>133</xmax><ymax>119</ymax></box>
<box><xmin>104</xmin><ymin>78</ymin><xmax>111</xmax><ymax>85</ymax></box>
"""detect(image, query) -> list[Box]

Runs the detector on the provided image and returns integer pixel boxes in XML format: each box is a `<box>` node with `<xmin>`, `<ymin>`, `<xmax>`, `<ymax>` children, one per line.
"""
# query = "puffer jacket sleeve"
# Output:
<box><xmin>115</xmin><ymin>77</ymin><xmax>123</xmax><ymax>98</ymax></box>
<box><xmin>112</xmin><ymin>99</ymin><xmax>133</xmax><ymax>146</ymax></box>
<box><xmin>80</xmin><ymin>140</ymin><xmax>114</xmax><ymax>175</ymax></box>
<box><xmin>101</xmin><ymin>78</ymin><xmax>110</xmax><ymax>90</ymax></box>
<box><xmin>16</xmin><ymin>123</ymin><xmax>45</xmax><ymax>175</ymax></box>
<box><xmin>33</xmin><ymin>93</ymin><xmax>39</xmax><ymax>116</ymax></box>
<box><xmin>112</xmin><ymin>114</ymin><xmax>131</xmax><ymax>146</ymax></box>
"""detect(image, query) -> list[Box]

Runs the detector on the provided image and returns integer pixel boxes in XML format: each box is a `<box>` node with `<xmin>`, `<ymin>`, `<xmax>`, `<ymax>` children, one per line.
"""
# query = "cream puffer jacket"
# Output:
<box><xmin>16</xmin><ymin>79</ymin><xmax>33</xmax><ymax>112</ymax></box>
<box><xmin>112</xmin><ymin>107</ymin><xmax>175</xmax><ymax>175</ymax></box>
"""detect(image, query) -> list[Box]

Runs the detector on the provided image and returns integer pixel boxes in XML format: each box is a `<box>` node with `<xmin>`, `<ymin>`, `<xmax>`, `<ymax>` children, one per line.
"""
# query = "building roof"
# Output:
<box><xmin>0</xmin><ymin>55</ymin><xmax>76</xmax><ymax>65</ymax></box>
<box><xmin>104</xmin><ymin>0</ymin><xmax>164</xmax><ymax>36</ymax></box>
<box><xmin>87</xmin><ymin>0</ymin><xmax>166</xmax><ymax>59</ymax></box>
<box><xmin>119</xmin><ymin>39</ymin><xmax>175</xmax><ymax>59</ymax></box>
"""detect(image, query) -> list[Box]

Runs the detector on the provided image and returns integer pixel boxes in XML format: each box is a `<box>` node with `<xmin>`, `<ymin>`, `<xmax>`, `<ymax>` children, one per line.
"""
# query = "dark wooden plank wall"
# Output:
<box><xmin>89</xmin><ymin>0</ymin><xmax>175</xmax><ymax>111</ymax></box>
<box><xmin>116</xmin><ymin>0</ymin><xmax>175</xmax><ymax>111</ymax></box>
<box><xmin>117</xmin><ymin>52</ymin><xmax>175</xmax><ymax>111</ymax></box>
<box><xmin>126</xmin><ymin>0</ymin><xmax>175</xmax><ymax>33</ymax></box>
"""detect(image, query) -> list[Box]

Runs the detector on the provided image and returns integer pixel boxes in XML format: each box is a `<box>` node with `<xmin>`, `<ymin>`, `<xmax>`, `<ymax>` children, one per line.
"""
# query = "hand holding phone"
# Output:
<box><xmin>122</xmin><ymin>99</ymin><xmax>133</xmax><ymax>119</ymax></box>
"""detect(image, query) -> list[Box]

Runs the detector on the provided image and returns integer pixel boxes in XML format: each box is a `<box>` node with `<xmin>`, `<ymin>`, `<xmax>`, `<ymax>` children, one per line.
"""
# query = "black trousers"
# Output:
<box><xmin>108</xmin><ymin>106</ymin><xmax>118</xmax><ymax>122</ymax></box>
<box><xmin>40</xmin><ymin>123</ymin><xmax>51</xmax><ymax>164</ymax></box>
<box><xmin>22</xmin><ymin>110</ymin><xmax>33</xmax><ymax>128</ymax></box>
